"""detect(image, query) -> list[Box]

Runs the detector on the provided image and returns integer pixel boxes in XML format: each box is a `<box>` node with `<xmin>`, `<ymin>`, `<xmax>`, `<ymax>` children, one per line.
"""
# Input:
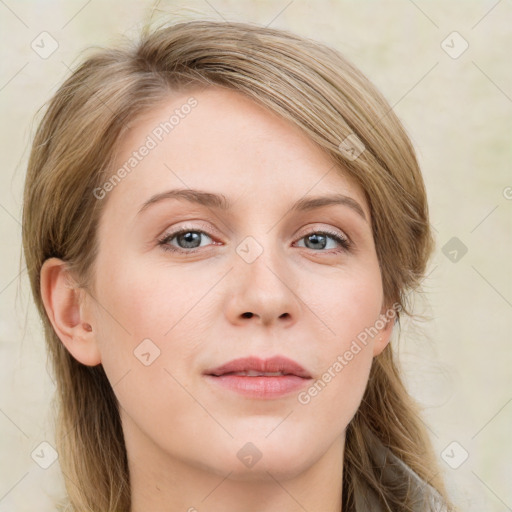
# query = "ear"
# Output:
<box><xmin>40</xmin><ymin>257</ymin><xmax>101</xmax><ymax>366</ymax></box>
<box><xmin>372</xmin><ymin>302</ymin><xmax>398</xmax><ymax>357</ymax></box>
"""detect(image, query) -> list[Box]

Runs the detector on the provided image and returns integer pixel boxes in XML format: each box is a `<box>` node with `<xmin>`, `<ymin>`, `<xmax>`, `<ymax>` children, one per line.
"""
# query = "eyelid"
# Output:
<box><xmin>294</xmin><ymin>226</ymin><xmax>352</xmax><ymax>253</ymax></box>
<box><xmin>159</xmin><ymin>222</ymin><xmax>349</xmax><ymax>243</ymax></box>
<box><xmin>156</xmin><ymin>221</ymin><xmax>222</xmax><ymax>255</ymax></box>
<box><xmin>295</xmin><ymin>223</ymin><xmax>350</xmax><ymax>242</ymax></box>
<box><xmin>159</xmin><ymin>221</ymin><xmax>221</xmax><ymax>240</ymax></box>
<box><xmin>157</xmin><ymin>221</ymin><xmax>353</xmax><ymax>254</ymax></box>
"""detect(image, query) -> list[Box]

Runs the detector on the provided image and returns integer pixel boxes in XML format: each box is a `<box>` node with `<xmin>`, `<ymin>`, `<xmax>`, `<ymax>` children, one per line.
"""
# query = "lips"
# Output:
<box><xmin>203</xmin><ymin>355</ymin><xmax>312</xmax><ymax>399</ymax></box>
<box><xmin>204</xmin><ymin>355</ymin><xmax>312</xmax><ymax>379</ymax></box>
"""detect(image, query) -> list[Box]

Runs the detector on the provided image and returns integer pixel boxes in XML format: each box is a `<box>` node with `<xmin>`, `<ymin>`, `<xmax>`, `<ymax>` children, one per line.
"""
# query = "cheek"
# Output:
<box><xmin>294</xmin><ymin>308</ymin><xmax>377</xmax><ymax>450</ymax></box>
<box><xmin>92</xmin><ymin>254</ymin><xmax>210</xmax><ymax>381</ymax></box>
<box><xmin>293</xmin><ymin>266</ymin><xmax>382</xmax><ymax>421</ymax></box>
<box><xmin>90</xmin><ymin>257</ymin><xmax>202</xmax><ymax>434</ymax></box>
<box><xmin>95</xmin><ymin>252</ymin><xmax>194</xmax><ymax>336</ymax></box>
<box><xmin>299</xmin><ymin>261</ymin><xmax>384</xmax><ymax>346</ymax></box>
<box><xmin>287</xmin><ymin>350</ymin><xmax>373</xmax><ymax>472</ymax></box>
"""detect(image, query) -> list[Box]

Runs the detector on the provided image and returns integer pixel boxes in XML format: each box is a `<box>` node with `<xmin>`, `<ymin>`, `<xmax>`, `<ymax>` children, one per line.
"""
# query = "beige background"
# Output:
<box><xmin>1</xmin><ymin>0</ymin><xmax>511</xmax><ymax>510</ymax></box>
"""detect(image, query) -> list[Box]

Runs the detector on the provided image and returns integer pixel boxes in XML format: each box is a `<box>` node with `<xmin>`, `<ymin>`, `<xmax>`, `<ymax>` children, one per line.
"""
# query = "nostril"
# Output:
<box><xmin>242</xmin><ymin>312</ymin><xmax>253</xmax><ymax>318</ymax></box>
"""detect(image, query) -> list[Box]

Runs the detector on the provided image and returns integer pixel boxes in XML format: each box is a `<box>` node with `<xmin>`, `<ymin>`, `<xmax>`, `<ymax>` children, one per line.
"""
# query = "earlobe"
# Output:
<box><xmin>40</xmin><ymin>257</ymin><xmax>102</xmax><ymax>366</ymax></box>
<box><xmin>372</xmin><ymin>304</ymin><xmax>396</xmax><ymax>357</ymax></box>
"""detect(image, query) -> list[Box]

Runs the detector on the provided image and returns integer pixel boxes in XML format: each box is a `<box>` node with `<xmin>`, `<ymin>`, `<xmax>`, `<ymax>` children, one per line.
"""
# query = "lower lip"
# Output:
<box><xmin>204</xmin><ymin>374</ymin><xmax>311</xmax><ymax>399</ymax></box>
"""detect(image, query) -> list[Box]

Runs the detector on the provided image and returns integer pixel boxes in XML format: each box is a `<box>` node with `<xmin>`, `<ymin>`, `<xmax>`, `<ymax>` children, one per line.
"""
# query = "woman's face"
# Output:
<box><xmin>86</xmin><ymin>86</ymin><xmax>393</xmax><ymax>482</ymax></box>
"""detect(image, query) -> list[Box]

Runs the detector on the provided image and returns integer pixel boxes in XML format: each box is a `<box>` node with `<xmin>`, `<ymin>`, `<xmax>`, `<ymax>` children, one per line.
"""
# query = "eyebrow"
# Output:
<box><xmin>136</xmin><ymin>188</ymin><xmax>367</xmax><ymax>222</ymax></box>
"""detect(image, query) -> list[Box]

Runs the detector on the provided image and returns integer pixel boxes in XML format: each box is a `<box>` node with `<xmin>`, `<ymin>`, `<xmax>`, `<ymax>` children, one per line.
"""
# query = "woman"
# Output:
<box><xmin>22</xmin><ymin>18</ymin><xmax>456</xmax><ymax>512</ymax></box>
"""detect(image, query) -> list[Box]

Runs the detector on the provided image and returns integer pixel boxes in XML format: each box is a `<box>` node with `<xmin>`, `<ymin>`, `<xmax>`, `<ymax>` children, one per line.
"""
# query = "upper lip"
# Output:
<box><xmin>204</xmin><ymin>356</ymin><xmax>312</xmax><ymax>378</ymax></box>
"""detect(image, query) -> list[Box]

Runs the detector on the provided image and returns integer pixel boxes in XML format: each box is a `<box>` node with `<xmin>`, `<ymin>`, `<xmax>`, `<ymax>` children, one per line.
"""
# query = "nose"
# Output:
<box><xmin>224</xmin><ymin>238</ymin><xmax>301</xmax><ymax>327</ymax></box>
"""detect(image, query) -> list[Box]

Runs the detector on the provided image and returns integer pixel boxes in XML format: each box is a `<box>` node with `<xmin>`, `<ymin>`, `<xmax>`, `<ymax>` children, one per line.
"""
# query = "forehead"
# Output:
<box><xmin>102</xmin><ymin>86</ymin><xmax>369</xmax><ymax>220</ymax></box>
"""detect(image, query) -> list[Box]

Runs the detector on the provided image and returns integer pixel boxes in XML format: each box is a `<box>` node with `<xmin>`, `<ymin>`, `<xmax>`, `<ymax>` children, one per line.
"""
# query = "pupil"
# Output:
<box><xmin>179</xmin><ymin>232</ymin><xmax>200</xmax><ymax>248</ymax></box>
<box><xmin>307</xmin><ymin>233</ymin><xmax>326</xmax><ymax>250</ymax></box>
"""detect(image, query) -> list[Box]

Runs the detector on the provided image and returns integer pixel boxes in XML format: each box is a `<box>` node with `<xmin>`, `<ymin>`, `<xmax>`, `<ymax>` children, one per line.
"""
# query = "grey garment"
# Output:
<box><xmin>353</xmin><ymin>430</ymin><xmax>449</xmax><ymax>512</ymax></box>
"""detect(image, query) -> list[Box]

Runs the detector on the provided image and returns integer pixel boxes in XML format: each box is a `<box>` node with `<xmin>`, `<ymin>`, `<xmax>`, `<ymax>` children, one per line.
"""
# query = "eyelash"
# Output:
<box><xmin>157</xmin><ymin>225</ymin><xmax>352</xmax><ymax>255</ymax></box>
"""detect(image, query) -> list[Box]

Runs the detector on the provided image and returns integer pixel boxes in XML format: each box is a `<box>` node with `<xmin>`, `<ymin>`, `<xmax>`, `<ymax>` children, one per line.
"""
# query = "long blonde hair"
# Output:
<box><xmin>22</xmin><ymin>18</ymin><xmax>455</xmax><ymax>511</ymax></box>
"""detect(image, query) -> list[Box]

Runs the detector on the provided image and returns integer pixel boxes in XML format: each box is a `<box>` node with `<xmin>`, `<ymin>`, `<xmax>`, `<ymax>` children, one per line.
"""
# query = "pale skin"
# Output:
<box><xmin>41</xmin><ymin>86</ymin><xmax>394</xmax><ymax>512</ymax></box>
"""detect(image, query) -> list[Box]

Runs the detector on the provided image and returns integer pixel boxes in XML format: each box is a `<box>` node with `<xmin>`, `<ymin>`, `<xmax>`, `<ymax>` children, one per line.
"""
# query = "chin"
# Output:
<box><xmin>219</xmin><ymin>456</ymin><xmax>312</xmax><ymax>483</ymax></box>
<box><xmin>184</xmin><ymin>433</ymin><xmax>313</xmax><ymax>481</ymax></box>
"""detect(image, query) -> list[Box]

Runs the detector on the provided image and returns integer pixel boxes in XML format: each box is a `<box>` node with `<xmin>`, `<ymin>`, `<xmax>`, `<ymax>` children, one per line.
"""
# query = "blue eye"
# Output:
<box><xmin>157</xmin><ymin>227</ymin><xmax>351</xmax><ymax>254</ymax></box>
<box><xmin>295</xmin><ymin>230</ymin><xmax>351</xmax><ymax>252</ymax></box>
<box><xmin>158</xmin><ymin>229</ymin><xmax>213</xmax><ymax>253</ymax></box>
